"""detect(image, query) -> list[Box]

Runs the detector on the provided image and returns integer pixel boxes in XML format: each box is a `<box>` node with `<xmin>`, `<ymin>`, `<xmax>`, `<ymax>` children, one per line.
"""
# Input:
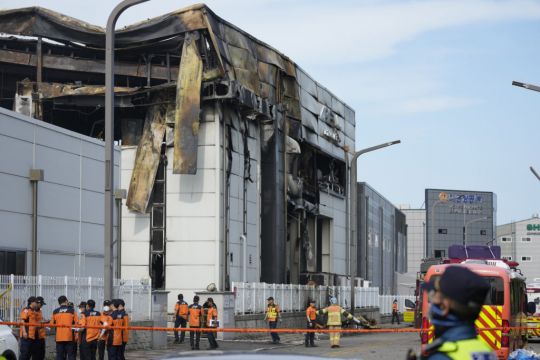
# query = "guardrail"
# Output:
<box><xmin>0</xmin><ymin>275</ymin><xmax>152</xmax><ymax>322</ymax></box>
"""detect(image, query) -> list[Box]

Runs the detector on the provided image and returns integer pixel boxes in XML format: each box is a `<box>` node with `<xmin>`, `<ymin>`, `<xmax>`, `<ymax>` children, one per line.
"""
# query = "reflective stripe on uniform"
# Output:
<box><xmin>438</xmin><ymin>337</ymin><xmax>497</xmax><ymax>360</ymax></box>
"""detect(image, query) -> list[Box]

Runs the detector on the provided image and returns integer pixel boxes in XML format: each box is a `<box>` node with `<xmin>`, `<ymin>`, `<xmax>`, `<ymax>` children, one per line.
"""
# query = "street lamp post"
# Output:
<box><xmin>463</xmin><ymin>216</ymin><xmax>488</xmax><ymax>246</ymax></box>
<box><xmin>105</xmin><ymin>0</ymin><xmax>149</xmax><ymax>300</ymax></box>
<box><xmin>512</xmin><ymin>81</ymin><xmax>540</xmax><ymax>93</ymax></box>
<box><xmin>348</xmin><ymin>140</ymin><xmax>400</xmax><ymax>314</ymax></box>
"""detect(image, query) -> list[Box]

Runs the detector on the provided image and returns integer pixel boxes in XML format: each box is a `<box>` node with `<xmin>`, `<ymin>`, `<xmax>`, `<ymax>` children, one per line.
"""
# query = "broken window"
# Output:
<box><xmin>316</xmin><ymin>153</ymin><xmax>345</xmax><ymax>196</ymax></box>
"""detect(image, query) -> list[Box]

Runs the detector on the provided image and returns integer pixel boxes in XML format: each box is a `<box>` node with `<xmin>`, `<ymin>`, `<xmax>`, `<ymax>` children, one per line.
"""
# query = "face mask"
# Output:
<box><xmin>103</xmin><ymin>306</ymin><xmax>110</xmax><ymax>312</ymax></box>
<box><xmin>429</xmin><ymin>303</ymin><xmax>463</xmax><ymax>336</ymax></box>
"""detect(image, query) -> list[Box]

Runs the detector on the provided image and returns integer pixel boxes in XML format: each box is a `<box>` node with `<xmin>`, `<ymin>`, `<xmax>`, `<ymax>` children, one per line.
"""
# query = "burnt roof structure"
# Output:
<box><xmin>0</xmin><ymin>3</ymin><xmax>355</xmax><ymax>211</ymax></box>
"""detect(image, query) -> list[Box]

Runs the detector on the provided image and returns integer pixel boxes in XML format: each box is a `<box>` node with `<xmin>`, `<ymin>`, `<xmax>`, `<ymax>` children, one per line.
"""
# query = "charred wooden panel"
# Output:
<box><xmin>126</xmin><ymin>92</ymin><xmax>170</xmax><ymax>213</ymax></box>
<box><xmin>173</xmin><ymin>32</ymin><xmax>203</xmax><ymax>174</ymax></box>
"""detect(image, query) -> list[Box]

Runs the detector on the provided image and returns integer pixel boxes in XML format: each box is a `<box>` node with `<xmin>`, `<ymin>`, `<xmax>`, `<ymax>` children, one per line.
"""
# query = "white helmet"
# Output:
<box><xmin>330</xmin><ymin>297</ymin><xmax>337</xmax><ymax>305</ymax></box>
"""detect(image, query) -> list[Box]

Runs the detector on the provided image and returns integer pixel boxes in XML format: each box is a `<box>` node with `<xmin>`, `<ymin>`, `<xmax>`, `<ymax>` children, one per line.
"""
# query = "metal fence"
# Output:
<box><xmin>231</xmin><ymin>282</ymin><xmax>380</xmax><ymax>315</ymax></box>
<box><xmin>378</xmin><ymin>295</ymin><xmax>416</xmax><ymax>315</ymax></box>
<box><xmin>0</xmin><ymin>275</ymin><xmax>152</xmax><ymax>322</ymax></box>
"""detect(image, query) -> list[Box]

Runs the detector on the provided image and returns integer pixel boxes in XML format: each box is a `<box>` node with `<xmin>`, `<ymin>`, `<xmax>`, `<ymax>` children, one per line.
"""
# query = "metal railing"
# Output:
<box><xmin>378</xmin><ymin>295</ymin><xmax>416</xmax><ymax>315</ymax></box>
<box><xmin>0</xmin><ymin>275</ymin><xmax>152</xmax><ymax>322</ymax></box>
<box><xmin>231</xmin><ymin>282</ymin><xmax>380</xmax><ymax>315</ymax></box>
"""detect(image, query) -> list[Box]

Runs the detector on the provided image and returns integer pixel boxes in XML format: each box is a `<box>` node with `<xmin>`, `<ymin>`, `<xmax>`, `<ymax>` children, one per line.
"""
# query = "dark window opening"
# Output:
<box><xmin>0</xmin><ymin>250</ymin><xmax>26</xmax><ymax>275</ymax></box>
<box><xmin>480</xmin><ymin>229</ymin><xmax>487</xmax><ymax>235</ymax></box>
<box><xmin>434</xmin><ymin>250</ymin><xmax>445</xmax><ymax>258</ymax></box>
<box><xmin>438</xmin><ymin>228</ymin><xmax>447</xmax><ymax>234</ymax></box>
<box><xmin>150</xmin><ymin>143</ymin><xmax>167</xmax><ymax>290</ymax></box>
<box><xmin>316</xmin><ymin>153</ymin><xmax>345</xmax><ymax>196</ymax></box>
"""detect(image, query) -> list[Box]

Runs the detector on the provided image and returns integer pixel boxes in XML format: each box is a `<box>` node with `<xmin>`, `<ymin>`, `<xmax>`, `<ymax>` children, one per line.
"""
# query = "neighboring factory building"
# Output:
<box><xmin>357</xmin><ymin>183</ymin><xmax>407</xmax><ymax>294</ymax></box>
<box><xmin>0</xmin><ymin>5</ymin><xmax>356</xmax><ymax>304</ymax></box>
<box><xmin>396</xmin><ymin>206</ymin><xmax>425</xmax><ymax>295</ymax></box>
<box><xmin>497</xmin><ymin>215</ymin><xmax>540</xmax><ymax>283</ymax></box>
<box><xmin>426</xmin><ymin>189</ymin><xmax>496</xmax><ymax>258</ymax></box>
<box><xmin>0</xmin><ymin>108</ymin><xmax>120</xmax><ymax>277</ymax></box>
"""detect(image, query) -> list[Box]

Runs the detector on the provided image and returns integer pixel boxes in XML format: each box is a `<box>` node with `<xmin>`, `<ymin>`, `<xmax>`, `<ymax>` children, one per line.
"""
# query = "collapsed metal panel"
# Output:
<box><xmin>126</xmin><ymin>92</ymin><xmax>172</xmax><ymax>213</ymax></box>
<box><xmin>173</xmin><ymin>33</ymin><xmax>203</xmax><ymax>175</ymax></box>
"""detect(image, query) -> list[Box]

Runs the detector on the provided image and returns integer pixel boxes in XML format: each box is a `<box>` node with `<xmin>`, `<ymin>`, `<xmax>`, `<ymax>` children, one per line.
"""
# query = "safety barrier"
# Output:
<box><xmin>0</xmin><ymin>321</ymin><xmax>529</xmax><ymax>335</ymax></box>
<box><xmin>0</xmin><ymin>275</ymin><xmax>152</xmax><ymax>322</ymax></box>
<box><xmin>232</xmin><ymin>282</ymin><xmax>413</xmax><ymax>315</ymax></box>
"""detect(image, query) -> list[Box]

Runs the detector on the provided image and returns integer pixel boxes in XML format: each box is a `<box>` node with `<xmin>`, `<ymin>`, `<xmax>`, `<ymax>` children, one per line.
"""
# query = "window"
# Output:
<box><xmin>480</xmin><ymin>230</ymin><xmax>487</xmax><ymax>235</ymax></box>
<box><xmin>500</xmin><ymin>237</ymin><xmax>512</xmax><ymax>242</ymax></box>
<box><xmin>0</xmin><ymin>250</ymin><xmax>26</xmax><ymax>275</ymax></box>
<box><xmin>522</xmin><ymin>237</ymin><xmax>531</xmax><ymax>242</ymax></box>
<box><xmin>438</xmin><ymin>228</ymin><xmax>447</xmax><ymax>234</ymax></box>
<box><xmin>434</xmin><ymin>250</ymin><xmax>446</xmax><ymax>258</ymax></box>
<box><xmin>483</xmin><ymin>277</ymin><xmax>505</xmax><ymax>306</ymax></box>
<box><xmin>502</xmin><ymin>256</ymin><xmax>513</xmax><ymax>261</ymax></box>
<box><xmin>522</xmin><ymin>256</ymin><xmax>532</xmax><ymax>262</ymax></box>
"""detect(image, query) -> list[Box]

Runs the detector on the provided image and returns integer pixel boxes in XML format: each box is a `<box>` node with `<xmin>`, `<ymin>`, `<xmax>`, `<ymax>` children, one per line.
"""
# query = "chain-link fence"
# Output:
<box><xmin>0</xmin><ymin>275</ymin><xmax>152</xmax><ymax>322</ymax></box>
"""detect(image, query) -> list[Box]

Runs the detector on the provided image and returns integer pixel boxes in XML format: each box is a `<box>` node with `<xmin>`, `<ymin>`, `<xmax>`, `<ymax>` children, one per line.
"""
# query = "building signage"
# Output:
<box><xmin>526</xmin><ymin>224</ymin><xmax>540</xmax><ymax>236</ymax></box>
<box><xmin>449</xmin><ymin>204</ymin><xmax>484</xmax><ymax>215</ymax></box>
<box><xmin>448</xmin><ymin>194</ymin><xmax>483</xmax><ymax>204</ymax></box>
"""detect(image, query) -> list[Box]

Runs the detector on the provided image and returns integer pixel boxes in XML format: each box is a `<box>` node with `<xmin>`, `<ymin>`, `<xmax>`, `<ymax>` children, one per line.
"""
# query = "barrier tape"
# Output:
<box><xmin>0</xmin><ymin>322</ymin><xmax>531</xmax><ymax>334</ymax></box>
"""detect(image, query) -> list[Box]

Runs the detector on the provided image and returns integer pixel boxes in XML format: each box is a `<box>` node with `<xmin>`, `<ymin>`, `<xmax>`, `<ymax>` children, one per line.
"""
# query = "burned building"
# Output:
<box><xmin>0</xmin><ymin>4</ymin><xmax>356</xmax><ymax>302</ymax></box>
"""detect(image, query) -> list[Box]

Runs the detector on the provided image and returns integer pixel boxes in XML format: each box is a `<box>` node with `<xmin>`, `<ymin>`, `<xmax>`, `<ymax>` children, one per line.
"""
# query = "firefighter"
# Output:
<box><xmin>407</xmin><ymin>266</ymin><xmax>497</xmax><ymax>360</ymax></box>
<box><xmin>19</xmin><ymin>296</ymin><xmax>39</xmax><ymax>360</ymax></box>
<box><xmin>50</xmin><ymin>295</ymin><xmax>78</xmax><ymax>360</ymax></box>
<box><xmin>108</xmin><ymin>299</ymin><xmax>128</xmax><ymax>360</ymax></box>
<box><xmin>34</xmin><ymin>296</ymin><xmax>47</xmax><ymax>360</ymax></box>
<box><xmin>117</xmin><ymin>299</ymin><xmax>128</xmax><ymax>360</ymax></box>
<box><xmin>188</xmin><ymin>296</ymin><xmax>203</xmax><ymax>350</ymax></box>
<box><xmin>304</xmin><ymin>299</ymin><xmax>317</xmax><ymax>347</ymax></box>
<box><xmin>173</xmin><ymin>294</ymin><xmax>188</xmax><ymax>344</ymax></box>
<box><xmin>391</xmin><ymin>299</ymin><xmax>400</xmax><ymax>325</ymax></box>
<box><xmin>76</xmin><ymin>302</ymin><xmax>87</xmax><ymax>360</ymax></box>
<box><xmin>81</xmin><ymin>300</ymin><xmax>101</xmax><ymax>360</ymax></box>
<box><xmin>97</xmin><ymin>301</ymin><xmax>112</xmax><ymax>360</ymax></box>
<box><xmin>204</xmin><ymin>298</ymin><xmax>219</xmax><ymax>350</ymax></box>
<box><xmin>317</xmin><ymin>297</ymin><xmax>361</xmax><ymax>348</ymax></box>
<box><xmin>264</xmin><ymin>297</ymin><xmax>281</xmax><ymax>344</ymax></box>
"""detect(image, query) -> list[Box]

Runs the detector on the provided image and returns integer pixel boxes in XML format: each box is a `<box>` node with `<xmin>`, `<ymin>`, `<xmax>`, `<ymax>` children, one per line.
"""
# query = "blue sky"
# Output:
<box><xmin>3</xmin><ymin>0</ymin><xmax>540</xmax><ymax>224</ymax></box>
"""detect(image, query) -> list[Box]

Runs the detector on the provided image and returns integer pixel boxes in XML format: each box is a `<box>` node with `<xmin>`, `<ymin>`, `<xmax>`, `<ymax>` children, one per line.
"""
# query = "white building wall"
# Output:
<box><xmin>0</xmin><ymin>107</ymin><xmax>119</xmax><ymax>277</ymax></box>
<box><xmin>397</xmin><ymin>208</ymin><xmax>425</xmax><ymax>295</ymax></box>
<box><xmin>319</xmin><ymin>192</ymin><xmax>347</xmax><ymax>275</ymax></box>
<box><xmin>226</xmin><ymin>120</ymin><xmax>261</xmax><ymax>284</ymax></box>
<box><xmin>497</xmin><ymin>217</ymin><xmax>540</xmax><ymax>283</ymax></box>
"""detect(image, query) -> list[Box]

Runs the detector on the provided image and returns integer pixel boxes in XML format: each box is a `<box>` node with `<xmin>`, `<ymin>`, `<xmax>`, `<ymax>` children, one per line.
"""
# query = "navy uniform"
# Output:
<box><xmin>411</xmin><ymin>266</ymin><xmax>497</xmax><ymax>360</ymax></box>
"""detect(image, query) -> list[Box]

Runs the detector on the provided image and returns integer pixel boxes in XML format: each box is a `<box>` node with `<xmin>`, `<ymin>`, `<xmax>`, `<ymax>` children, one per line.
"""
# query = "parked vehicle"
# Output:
<box><xmin>420</xmin><ymin>261</ymin><xmax>528</xmax><ymax>360</ymax></box>
<box><xmin>0</xmin><ymin>320</ymin><xmax>18</xmax><ymax>360</ymax></box>
<box><xmin>526</xmin><ymin>283</ymin><xmax>540</xmax><ymax>340</ymax></box>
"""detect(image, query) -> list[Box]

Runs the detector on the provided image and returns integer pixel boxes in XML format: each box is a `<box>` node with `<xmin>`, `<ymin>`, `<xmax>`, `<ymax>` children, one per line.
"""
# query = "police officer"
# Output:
<box><xmin>412</xmin><ymin>266</ymin><xmax>497</xmax><ymax>360</ymax></box>
<box><xmin>304</xmin><ymin>299</ymin><xmax>317</xmax><ymax>347</ymax></box>
<box><xmin>316</xmin><ymin>297</ymin><xmax>361</xmax><ymax>348</ymax></box>
<box><xmin>173</xmin><ymin>294</ymin><xmax>188</xmax><ymax>344</ymax></box>
<box><xmin>264</xmin><ymin>297</ymin><xmax>280</xmax><ymax>344</ymax></box>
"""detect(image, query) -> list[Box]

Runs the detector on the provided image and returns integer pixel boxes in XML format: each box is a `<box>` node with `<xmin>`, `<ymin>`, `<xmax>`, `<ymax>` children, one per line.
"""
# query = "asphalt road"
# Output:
<box><xmin>128</xmin><ymin>332</ymin><xmax>540</xmax><ymax>359</ymax></box>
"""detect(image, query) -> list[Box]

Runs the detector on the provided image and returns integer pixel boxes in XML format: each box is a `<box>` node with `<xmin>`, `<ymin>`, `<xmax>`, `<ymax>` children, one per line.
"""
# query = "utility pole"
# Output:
<box><xmin>105</xmin><ymin>0</ymin><xmax>149</xmax><ymax>300</ymax></box>
<box><xmin>349</xmin><ymin>140</ymin><xmax>400</xmax><ymax>314</ymax></box>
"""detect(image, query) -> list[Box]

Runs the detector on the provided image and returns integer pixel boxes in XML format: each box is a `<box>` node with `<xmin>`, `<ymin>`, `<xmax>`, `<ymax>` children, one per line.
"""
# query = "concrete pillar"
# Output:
<box><xmin>196</xmin><ymin>291</ymin><xmax>235</xmax><ymax>340</ymax></box>
<box><xmin>151</xmin><ymin>290</ymin><xmax>169</xmax><ymax>349</ymax></box>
